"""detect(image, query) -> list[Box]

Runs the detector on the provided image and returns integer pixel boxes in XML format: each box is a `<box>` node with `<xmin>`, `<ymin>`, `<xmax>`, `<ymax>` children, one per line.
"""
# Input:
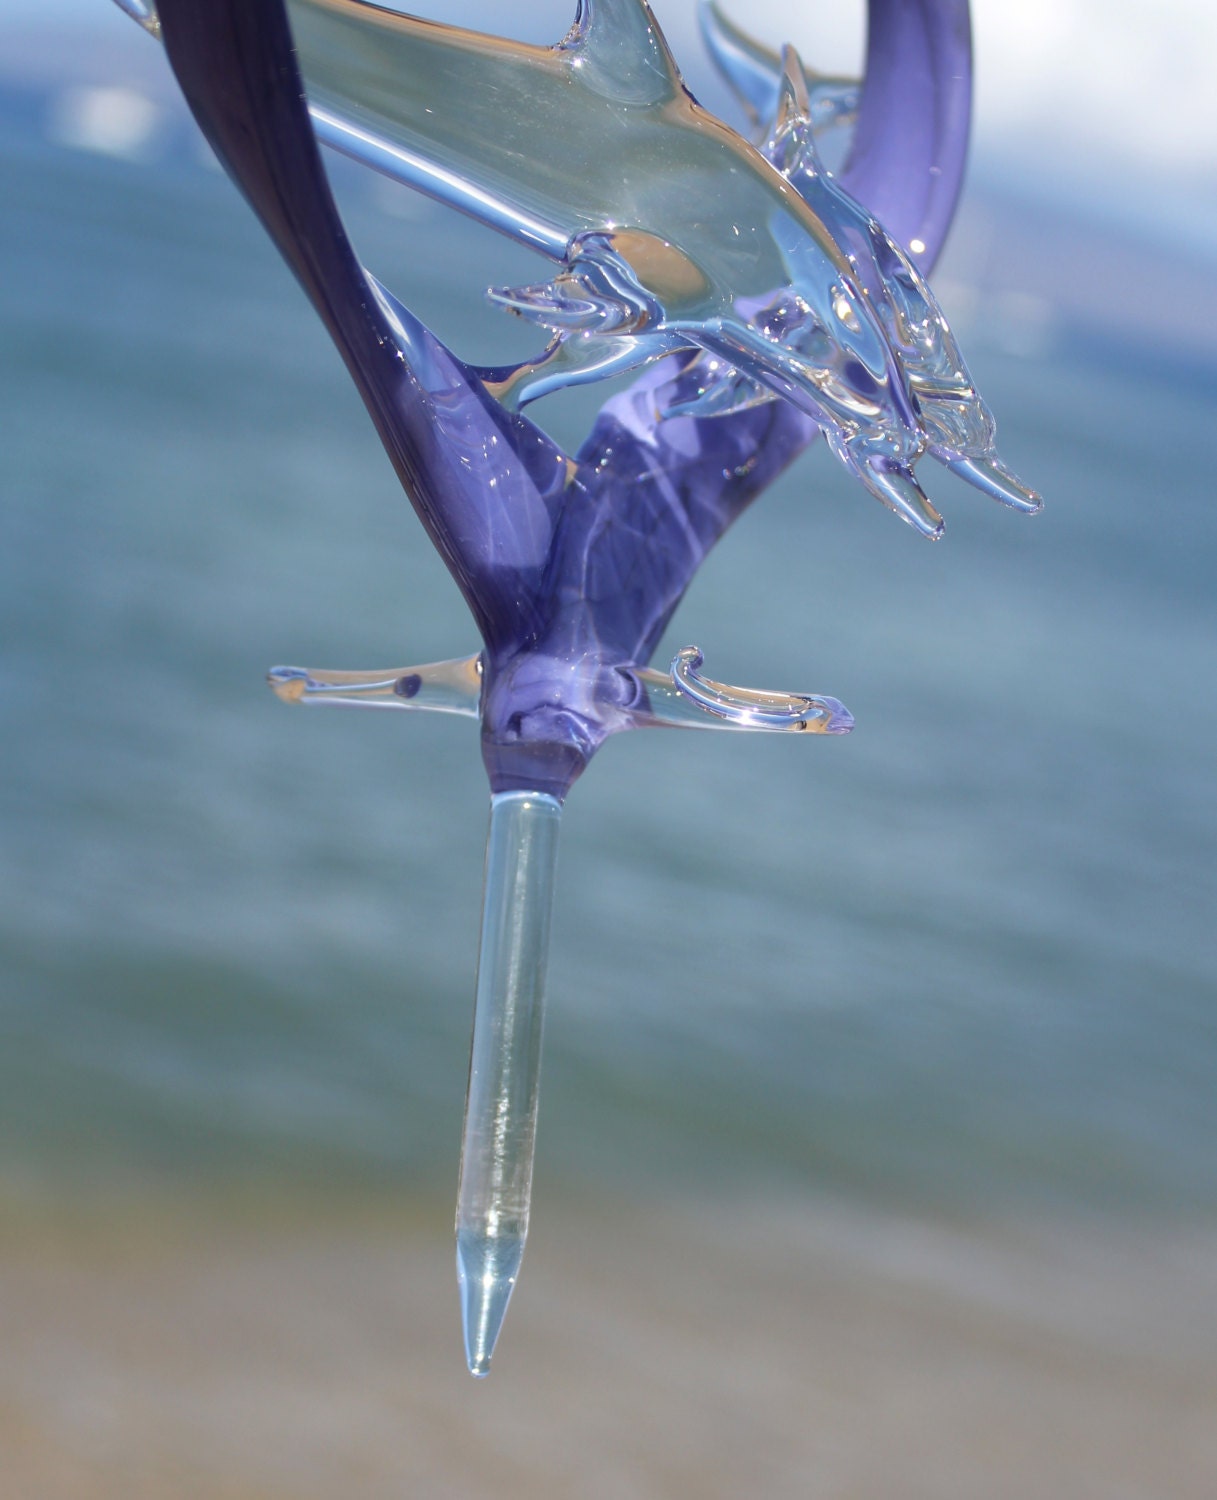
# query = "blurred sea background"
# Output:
<box><xmin>1</xmin><ymin>2</ymin><xmax>1215</xmax><ymax>1495</ymax></box>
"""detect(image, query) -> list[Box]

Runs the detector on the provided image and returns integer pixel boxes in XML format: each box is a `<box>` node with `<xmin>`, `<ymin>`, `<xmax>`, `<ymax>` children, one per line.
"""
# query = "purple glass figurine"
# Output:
<box><xmin>111</xmin><ymin>0</ymin><xmax>1039</xmax><ymax>1374</ymax></box>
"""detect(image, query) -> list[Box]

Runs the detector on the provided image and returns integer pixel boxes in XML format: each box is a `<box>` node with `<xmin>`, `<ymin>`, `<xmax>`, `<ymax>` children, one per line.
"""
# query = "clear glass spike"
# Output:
<box><xmin>457</xmin><ymin>791</ymin><xmax>562</xmax><ymax>1377</ymax></box>
<box><xmin>111</xmin><ymin>0</ymin><xmax>160</xmax><ymax>35</ymax></box>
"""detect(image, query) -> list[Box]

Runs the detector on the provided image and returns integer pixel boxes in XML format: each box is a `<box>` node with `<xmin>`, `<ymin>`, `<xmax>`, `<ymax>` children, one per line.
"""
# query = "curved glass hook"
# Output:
<box><xmin>647</xmin><ymin>647</ymin><xmax>853</xmax><ymax>733</ymax></box>
<box><xmin>668</xmin><ymin>645</ymin><xmax>851</xmax><ymax>733</ymax></box>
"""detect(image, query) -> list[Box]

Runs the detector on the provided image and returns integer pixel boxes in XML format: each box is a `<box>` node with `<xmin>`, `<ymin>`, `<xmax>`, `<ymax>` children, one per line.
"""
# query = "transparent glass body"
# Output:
<box><xmin>285</xmin><ymin>0</ymin><xmax>1039</xmax><ymax>526</ymax></box>
<box><xmin>122</xmin><ymin>0</ymin><xmax>1038</xmax><ymax>529</ymax></box>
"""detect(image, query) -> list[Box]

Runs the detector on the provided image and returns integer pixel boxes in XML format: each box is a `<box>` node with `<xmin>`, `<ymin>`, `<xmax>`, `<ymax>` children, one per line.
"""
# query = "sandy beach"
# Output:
<box><xmin>1</xmin><ymin>1189</ymin><xmax>1214</xmax><ymax>1499</ymax></box>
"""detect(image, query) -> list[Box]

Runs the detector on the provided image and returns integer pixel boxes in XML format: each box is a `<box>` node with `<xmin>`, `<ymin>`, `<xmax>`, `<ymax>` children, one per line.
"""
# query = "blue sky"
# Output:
<box><xmin>4</xmin><ymin>0</ymin><xmax>1215</xmax><ymax>230</ymax></box>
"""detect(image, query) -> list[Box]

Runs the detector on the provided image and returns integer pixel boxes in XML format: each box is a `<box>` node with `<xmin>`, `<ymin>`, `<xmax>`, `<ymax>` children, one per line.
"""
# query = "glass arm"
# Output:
<box><xmin>630</xmin><ymin>646</ymin><xmax>853</xmax><ymax>734</ymax></box>
<box><xmin>267</xmin><ymin>654</ymin><xmax>482</xmax><ymax>717</ymax></box>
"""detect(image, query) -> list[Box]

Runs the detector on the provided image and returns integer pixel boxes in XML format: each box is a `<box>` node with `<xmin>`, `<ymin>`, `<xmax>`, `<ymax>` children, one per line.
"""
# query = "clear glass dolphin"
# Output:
<box><xmin>119</xmin><ymin>0</ymin><xmax>1039</xmax><ymax>532</ymax></box>
<box><xmin>281</xmin><ymin>0</ymin><xmax>1038</xmax><ymax>534</ymax></box>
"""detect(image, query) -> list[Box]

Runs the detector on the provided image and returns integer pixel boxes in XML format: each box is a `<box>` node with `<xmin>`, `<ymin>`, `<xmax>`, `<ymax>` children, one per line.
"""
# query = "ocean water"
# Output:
<box><xmin>2</xmin><ymin>96</ymin><xmax>1216</xmax><ymax>1225</ymax></box>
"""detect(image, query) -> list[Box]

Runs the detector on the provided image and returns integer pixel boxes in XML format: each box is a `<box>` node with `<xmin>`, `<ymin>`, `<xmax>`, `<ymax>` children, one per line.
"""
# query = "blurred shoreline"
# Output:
<box><xmin>2</xmin><ymin>1184</ymin><xmax>1215</xmax><ymax>1498</ymax></box>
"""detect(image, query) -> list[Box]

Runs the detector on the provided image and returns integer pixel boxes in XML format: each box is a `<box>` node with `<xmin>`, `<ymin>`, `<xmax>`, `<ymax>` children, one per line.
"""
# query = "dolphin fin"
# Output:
<box><xmin>775</xmin><ymin>44</ymin><xmax>814</xmax><ymax>136</ymax></box>
<box><xmin>487</xmin><ymin>278</ymin><xmax>610</xmax><ymax>333</ymax></box>
<box><xmin>480</xmin><ymin>332</ymin><xmax>675</xmax><ymax>412</ymax></box>
<box><xmin>763</xmin><ymin>44</ymin><xmax>822</xmax><ymax>180</ymax></box>
<box><xmin>773</xmin><ymin>41</ymin><xmax>861</xmax><ymax>141</ymax></box>
<box><xmin>567</xmin><ymin>0</ymin><xmax>683</xmax><ymax>105</ymax></box>
<box><xmin>842</xmin><ymin>454</ymin><xmax>944</xmax><ymax>539</ymax></box>
<box><xmin>937</xmin><ymin>454</ymin><xmax>1044</xmax><ymax>514</ymax></box>
<box><xmin>697</xmin><ymin>0</ymin><xmax>782</xmax><ymax>131</ymax></box>
<box><xmin>488</xmin><ymin>230</ymin><xmax>667</xmax><ymax>338</ymax></box>
<box><xmin>701</xmin><ymin>2</ymin><xmax>859</xmax><ymax>139</ymax></box>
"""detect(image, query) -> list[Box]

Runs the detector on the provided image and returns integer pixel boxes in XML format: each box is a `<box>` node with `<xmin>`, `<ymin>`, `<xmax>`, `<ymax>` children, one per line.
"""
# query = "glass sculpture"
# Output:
<box><xmin>110</xmin><ymin>0</ymin><xmax>1039</xmax><ymax>1374</ymax></box>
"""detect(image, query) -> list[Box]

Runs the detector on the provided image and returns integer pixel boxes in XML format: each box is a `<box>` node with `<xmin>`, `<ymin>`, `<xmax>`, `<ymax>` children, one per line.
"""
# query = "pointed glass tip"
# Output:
<box><xmin>457</xmin><ymin>1230</ymin><xmax>525</xmax><ymax>1378</ymax></box>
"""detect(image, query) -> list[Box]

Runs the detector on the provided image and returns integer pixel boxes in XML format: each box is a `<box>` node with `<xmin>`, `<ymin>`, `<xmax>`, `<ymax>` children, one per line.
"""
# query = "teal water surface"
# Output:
<box><xmin>2</xmin><ymin>113</ymin><xmax>1215</xmax><ymax>1216</ymax></box>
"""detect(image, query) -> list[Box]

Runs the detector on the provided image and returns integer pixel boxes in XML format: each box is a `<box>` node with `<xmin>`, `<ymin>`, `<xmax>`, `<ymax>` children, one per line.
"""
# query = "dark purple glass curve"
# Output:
<box><xmin>844</xmin><ymin>0</ymin><xmax>972</xmax><ymax>264</ymax></box>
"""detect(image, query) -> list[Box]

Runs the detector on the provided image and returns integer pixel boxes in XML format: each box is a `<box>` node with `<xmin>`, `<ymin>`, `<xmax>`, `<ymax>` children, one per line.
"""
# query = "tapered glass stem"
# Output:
<box><xmin>456</xmin><ymin>790</ymin><xmax>561</xmax><ymax>1377</ymax></box>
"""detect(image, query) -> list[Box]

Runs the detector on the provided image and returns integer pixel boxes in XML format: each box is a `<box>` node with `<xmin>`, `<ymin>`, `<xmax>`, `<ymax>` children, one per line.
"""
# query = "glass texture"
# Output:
<box><xmin>268</xmin><ymin>655</ymin><xmax>484</xmax><ymax>715</ymax></box>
